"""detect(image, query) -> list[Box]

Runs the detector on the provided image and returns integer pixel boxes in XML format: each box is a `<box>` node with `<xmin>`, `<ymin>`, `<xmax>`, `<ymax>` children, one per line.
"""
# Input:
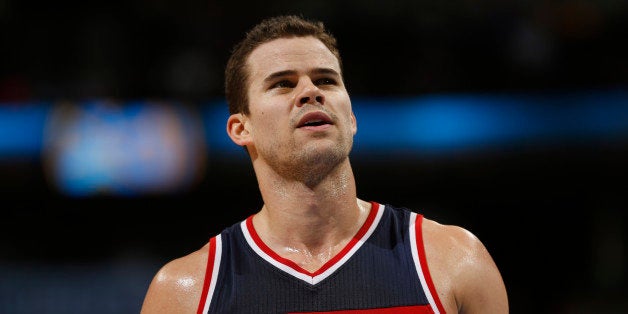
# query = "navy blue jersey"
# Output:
<box><xmin>197</xmin><ymin>202</ymin><xmax>446</xmax><ymax>314</ymax></box>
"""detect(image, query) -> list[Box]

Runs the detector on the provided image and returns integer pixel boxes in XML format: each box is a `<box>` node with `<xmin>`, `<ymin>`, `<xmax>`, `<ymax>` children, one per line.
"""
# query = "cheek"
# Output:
<box><xmin>252</xmin><ymin>110</ymin><xmax>280</xmax><ymax>135</ymax></box>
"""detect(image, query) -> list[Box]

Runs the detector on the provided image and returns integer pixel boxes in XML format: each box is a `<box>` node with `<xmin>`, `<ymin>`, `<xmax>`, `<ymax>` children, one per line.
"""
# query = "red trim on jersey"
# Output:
<box><xmin>290</xmin><ymin>304</ymin><xmax>435</xmax><ymax>313</ymax></box>
<box><xmin>414</xmin><ymin>215</ymin><xmax>447</xmax><ymax>314</ymax></box>
<box><xmin>245</xmin><ymin>202</ymin><xmax>380</xmax><ymax>277</ymax></box>
<box><xmin>197</xmin><ymin>236</ymin><xmax>217</xmax><ymax>314</ymax></box>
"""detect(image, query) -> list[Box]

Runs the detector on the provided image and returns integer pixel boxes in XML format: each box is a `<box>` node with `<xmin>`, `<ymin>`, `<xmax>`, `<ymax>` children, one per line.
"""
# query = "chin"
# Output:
<box><xmin>301</xmin><ymin>143</ymin><xmax>350</xmax><ymax>166</ymax></box>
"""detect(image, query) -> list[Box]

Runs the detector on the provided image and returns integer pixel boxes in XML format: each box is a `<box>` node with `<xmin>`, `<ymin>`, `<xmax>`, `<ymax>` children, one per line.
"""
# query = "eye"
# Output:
<box><xmin>315</xmin><ymin>77</ymin><xmax>337</xmax><ymax>86</ymax></box>
<box><xmin>270</xmin><ymin>80</ymin><xmax>295</xmax><ymax>89</ymax></box>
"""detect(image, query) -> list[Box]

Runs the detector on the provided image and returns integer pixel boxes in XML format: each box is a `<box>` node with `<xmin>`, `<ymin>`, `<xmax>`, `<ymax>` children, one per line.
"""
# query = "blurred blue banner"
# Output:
<box><xmin>1</xmin><ymin>89</ymin><xmax>627</xmax><ymax>195</ymax></box>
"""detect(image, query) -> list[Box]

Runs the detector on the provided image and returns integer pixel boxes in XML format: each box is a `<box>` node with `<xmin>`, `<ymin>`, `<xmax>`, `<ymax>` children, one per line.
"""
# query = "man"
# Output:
<box><xmin>141</xmin><ymin>15</ymin><xmax>508</xmax><ymax>313</ymax></box>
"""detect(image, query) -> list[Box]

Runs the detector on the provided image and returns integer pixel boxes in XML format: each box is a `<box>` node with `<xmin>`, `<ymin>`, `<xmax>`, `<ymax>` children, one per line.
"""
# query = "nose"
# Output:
<box><xmin>297</xmin><ymin>80</ymin><xmax>325</xmax><ymax>107</ymax></box>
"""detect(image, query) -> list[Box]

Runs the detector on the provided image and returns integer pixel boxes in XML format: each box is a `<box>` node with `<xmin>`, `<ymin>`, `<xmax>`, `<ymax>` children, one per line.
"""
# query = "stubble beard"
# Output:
<box><xmin>267</xmin><ymin>133</ymin><xmax>353</xmax><ymax>188</ymax></box>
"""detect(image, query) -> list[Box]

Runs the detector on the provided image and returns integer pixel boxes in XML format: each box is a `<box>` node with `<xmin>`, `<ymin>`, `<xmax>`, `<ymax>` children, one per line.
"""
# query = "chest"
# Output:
<box><xmin>209</xmin><ymin>226</ymin><xmax>431</xmax><ymax>313</ymax></box>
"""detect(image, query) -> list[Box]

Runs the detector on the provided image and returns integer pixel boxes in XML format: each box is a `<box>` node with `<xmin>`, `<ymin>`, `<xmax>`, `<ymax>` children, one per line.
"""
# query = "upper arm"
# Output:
<box><xmin>141</xmin><ymin>247</ymin><xmax>209</xmax><ymax>314</ymax></box>
<box><xmin>423</xmin><ymin>220</ymin><xmax>509</xmax><ymax>314</ymax></box>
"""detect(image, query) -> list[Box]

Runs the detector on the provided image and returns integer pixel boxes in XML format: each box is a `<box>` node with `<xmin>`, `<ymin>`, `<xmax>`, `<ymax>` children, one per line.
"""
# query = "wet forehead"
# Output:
<box><xmin>247</xmin><ymin>36</ymin><xmax>341</xmax><ymax>80</ymax></box>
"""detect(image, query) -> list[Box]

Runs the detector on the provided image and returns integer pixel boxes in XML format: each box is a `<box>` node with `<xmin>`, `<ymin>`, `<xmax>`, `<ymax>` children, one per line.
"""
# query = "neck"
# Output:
<box><xmin>251</xmin><ymin>159</ymin><xmax>371</xmax><ymax>271</ymax></box>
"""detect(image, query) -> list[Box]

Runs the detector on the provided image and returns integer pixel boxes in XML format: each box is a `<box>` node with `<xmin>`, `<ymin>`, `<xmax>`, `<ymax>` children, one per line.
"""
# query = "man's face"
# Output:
<box><xmin>236</xmin><ymin>36</ymin><xmax>357</xmax><ymax>177</ymax></box>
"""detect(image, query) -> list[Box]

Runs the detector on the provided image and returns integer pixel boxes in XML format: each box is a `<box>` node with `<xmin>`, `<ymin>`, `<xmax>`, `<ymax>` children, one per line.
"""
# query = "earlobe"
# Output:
<box><xmin>226</xmin><ymin>114</ymin><xmax>252</xmax><ymax>146</ymax></box>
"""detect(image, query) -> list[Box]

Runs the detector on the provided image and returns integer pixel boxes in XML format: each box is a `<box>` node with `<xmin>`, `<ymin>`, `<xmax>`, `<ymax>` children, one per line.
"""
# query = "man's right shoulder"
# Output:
<box><xmin>160</xmin><ymin>243</ymin><xmax>211</xmax><ymax>282</ymax></box>
<box><xmin>140</xmin><ymin>243</ymin><xmax>211</xmax><ymax>313</ymax></box>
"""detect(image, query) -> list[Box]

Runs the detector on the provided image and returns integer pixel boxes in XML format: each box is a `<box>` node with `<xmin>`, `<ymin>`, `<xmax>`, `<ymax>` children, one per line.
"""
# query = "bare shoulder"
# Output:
<box><xmin>140</xmin><ymin>243</ymin><xmax>210</xmax><ymax>314</ymax></box>
<box><xmin>422</xmin><ymin>217</ymin><xmax>509</xmax><ymax>314</ymax></box>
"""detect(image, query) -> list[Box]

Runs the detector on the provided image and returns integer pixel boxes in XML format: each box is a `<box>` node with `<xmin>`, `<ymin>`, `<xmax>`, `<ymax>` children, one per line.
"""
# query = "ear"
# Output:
<box><xmin>350</xmin><ymin>111</ymin><xmax>358</xmax><ymax>135</ymax></box>
<box><xmin>226</xmin><ymin>113</ymin><xmax>253</xmax><ymax>147</ymax></box>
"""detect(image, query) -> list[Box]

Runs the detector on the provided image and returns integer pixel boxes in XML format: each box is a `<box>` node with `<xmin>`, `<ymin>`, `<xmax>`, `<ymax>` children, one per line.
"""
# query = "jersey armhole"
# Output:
<box><xmin>197</xmin><ymin>235</ymin><xmax>222</xmax><ymax>314</ymax></box>
<box><xmin>410</xmin><ymin>213</ymin><xmax>447</xmax><ymax>314</ymax></box>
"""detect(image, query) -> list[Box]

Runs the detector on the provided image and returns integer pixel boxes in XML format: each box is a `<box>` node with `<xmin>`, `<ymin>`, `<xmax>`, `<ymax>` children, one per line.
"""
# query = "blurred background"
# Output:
<box><xmin>1</xmin><ymin>0</ymin><xmax>627</xmax><ymax>313</ymax></box>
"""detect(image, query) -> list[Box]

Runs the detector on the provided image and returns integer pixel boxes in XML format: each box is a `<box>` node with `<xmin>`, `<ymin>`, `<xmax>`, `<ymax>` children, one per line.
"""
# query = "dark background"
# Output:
<box><xmin>1</xmin><ymin>1</ymin><xmax>627</xmax><ymax>313</ymax></box>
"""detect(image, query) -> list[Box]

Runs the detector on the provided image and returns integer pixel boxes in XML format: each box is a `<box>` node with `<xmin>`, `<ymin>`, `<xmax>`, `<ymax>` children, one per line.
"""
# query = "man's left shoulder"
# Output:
<box><xmin>422</xmin><ymin>218</ymin><xmax>487</xmax><ymax>259</ymax></box>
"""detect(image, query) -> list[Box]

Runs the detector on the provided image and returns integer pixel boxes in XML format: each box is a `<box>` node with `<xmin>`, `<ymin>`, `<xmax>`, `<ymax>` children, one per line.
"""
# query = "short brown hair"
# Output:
<box><xmin>224</xmin><ymin>15</ymin><xmax>342</xmax><ymax>115</ymax></box>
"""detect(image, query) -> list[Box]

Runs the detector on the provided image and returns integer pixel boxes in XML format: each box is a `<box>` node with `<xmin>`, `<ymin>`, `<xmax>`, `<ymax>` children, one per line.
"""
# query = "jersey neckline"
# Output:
<box><xmin>240</xmin><ymin>201</ymin><xmax>385</xmax><ymax>285</ymax></box>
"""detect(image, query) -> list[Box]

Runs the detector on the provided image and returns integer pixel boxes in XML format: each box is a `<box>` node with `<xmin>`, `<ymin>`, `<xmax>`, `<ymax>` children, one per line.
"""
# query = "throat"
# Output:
<box><xmin>281</xmin><ymin>244</ymin><xmax>343</xmax><ymax>273</ymax></box>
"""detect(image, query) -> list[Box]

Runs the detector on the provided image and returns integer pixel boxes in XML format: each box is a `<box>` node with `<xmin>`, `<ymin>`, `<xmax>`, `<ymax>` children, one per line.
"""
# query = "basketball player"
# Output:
<box><xmin>141</xmin><ymin>15</ymin><xmax>508</xmax><ymax>313</ymax></box>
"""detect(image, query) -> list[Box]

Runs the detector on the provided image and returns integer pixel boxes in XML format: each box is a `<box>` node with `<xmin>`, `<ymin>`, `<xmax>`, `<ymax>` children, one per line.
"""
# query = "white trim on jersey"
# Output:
<box><xmin>201</xmin><ymin>235</ymin><xmax>222</xmax><ymax>314</ymax></box>
<box><xmin>240</xmin><ymin>202</ymin><xmax>385</xmax><ymax>285</ymax></box>
<box><xmin>409</xmin><ymin>212</ymin><xmax>441</xmax><ymax>314</ymax></box>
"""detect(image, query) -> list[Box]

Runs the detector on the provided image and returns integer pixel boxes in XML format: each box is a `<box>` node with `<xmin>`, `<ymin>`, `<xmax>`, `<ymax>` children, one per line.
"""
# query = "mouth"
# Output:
<box><xmin>296</xmin><ymin>111</ymin><xmax>333</xmax><ymax>128</ymax></box>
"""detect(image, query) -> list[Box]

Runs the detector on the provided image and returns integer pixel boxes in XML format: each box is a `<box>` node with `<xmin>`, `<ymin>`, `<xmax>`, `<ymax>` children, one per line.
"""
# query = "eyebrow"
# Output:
<box><xmin>263</xmin><ymin>68</ymin><xmax>340</xmax><ymax>83</ymax></box>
